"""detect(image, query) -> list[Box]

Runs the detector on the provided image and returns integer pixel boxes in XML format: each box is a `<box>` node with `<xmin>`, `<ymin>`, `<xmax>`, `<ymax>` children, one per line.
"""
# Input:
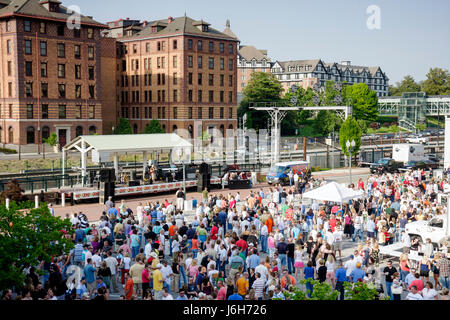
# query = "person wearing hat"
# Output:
<box><xmin>153</xmin><ymin>263</ymin><xmax>164</xmax><ymax>300</ymax></box>
<box><xmin>96</xmin><ymin>276</ymin><xmax>107</xmax><ymax>292</ymax></box>
<box><xmin>349</xmin><ymin>262</ymin><xmax>365</xmax><ymax>283</ymax></box>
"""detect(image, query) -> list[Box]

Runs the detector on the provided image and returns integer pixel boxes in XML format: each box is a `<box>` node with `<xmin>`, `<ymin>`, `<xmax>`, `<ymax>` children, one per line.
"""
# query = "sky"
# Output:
<box><xmin>71</xmin><ymin>0</ymin><xmax>450</xmax><ymax>84</ymax></box>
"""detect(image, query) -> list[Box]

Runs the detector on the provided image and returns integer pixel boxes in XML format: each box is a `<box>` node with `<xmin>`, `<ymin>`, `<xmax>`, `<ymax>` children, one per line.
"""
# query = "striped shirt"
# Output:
<box><xmin>252</xmin><ymin>278</ymin><xmax>266</xmax><ymax>299</ymax></box>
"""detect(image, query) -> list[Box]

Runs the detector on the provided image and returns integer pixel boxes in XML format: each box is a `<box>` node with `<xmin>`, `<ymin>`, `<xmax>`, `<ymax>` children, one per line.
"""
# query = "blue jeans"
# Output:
<box><xmin>335</xmin><ymin>281</ymin><xmax>345</xmax><ymax>300</ymax></box>
<box><xmin>306</xmin><ymin>280</ymin><xmax>314</xmax><ymax>298</ymax></box>
<box><xmin>385</xmin><ymin>281</ymin><xmax>393</xmax><ymax>300</ymax></box>
<box><xmin>131</xmin><ymin>246</ymin><xmax>139</xmax><ymax>259</ymax></box>
<box><xmin>179</xmin><ymin>265</ymin><xmax>187</xmax><ymax>288</ymax></box>
<box><xmin>192</xmin><ymin>249</ymin><xmax>198</xmax><ymax>259</ymax></box>
<box><xmin>352</xmin><ymin>228</ymin><xmax>363</xmax><ymax>242</ymax></box>
<box><xmin>260</xmin><ymin>235</ymin><xmax>268</xmax><ymax>253</ymax></box>
<box><xmin>440</xmin><ymin>276</ymin><xmax>450</xmax><ymax>290</ymax></box>
<box><xmin>279</xmin><ymin>254</ymin><xmax>287</xmax><ymax>267</ymax></box>
<box><xmin>400</xmin><ymin>270</ymin><xmax>409</xmax><ymax>283</ymax></box>
<box><xmin>287</xmin><ymin>257</ymin><xmax>295</xmax><ymax>274</ymax></box>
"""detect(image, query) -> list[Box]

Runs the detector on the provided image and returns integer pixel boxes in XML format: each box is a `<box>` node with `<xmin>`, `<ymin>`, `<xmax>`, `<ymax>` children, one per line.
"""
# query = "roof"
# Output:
<box><xmin>276</xmin><ymin>59</ymin><xmax>321</xmax><ymax>73</ymax></box>
<box><xmin>0</xmin><ymin>0</ymin><xmax>105</xmax><ymax>27</ymax></box>
<box><xmin>64</xmin><ymin>133</ymin><xmax>192</xmax><ymax>153</ymax></box>
<box><xmin>223</xmin><ymin>19</ymin><xmax>238</xmax><ymax>40</ymax></box>
<box><xmin>238</xmin><ymin>45</ymin><xmax>270</xmax><ymax>62</ymax></box>
<box><xmin>120</xmin><ymin>16</ymin><xmax>239</xmax><ymax>42</ymax></box>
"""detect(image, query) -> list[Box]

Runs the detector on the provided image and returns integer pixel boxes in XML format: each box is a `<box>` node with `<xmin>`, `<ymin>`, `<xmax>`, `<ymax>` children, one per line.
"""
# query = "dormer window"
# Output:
<box><xmin>202</xmin><ymin>25</ymin><xmax>209</xmax><ymax>32</ymax></box>
<box><xmin>252</xmin><ymin>59</ymin><xmax>256</xmax><ymax>67</ymax></box>
<box><xmin>262</xmin><ymin>59</ymin><xmax>266</xmax><ymax>67</ymax></box>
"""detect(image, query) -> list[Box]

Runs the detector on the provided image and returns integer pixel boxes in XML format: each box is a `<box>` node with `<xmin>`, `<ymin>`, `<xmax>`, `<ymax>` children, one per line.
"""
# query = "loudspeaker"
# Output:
<box><xmin>199</xmin><ymin>162</ymin><xmax>210</xmax><ymax>175</ymax></box>
<box><xmin>129</xmin><ymin>180</ymin><xmax>140</xmax><ymax>187</ymax></box>
<box><xmin>109</xmin><ymin>168</ymin><xmax>116</xmax><ymax>182</ymax></box>
<box><xmin>100</xmin><ymin>169</ymin><xmax>109</xmax><ymax>182</ymax></box>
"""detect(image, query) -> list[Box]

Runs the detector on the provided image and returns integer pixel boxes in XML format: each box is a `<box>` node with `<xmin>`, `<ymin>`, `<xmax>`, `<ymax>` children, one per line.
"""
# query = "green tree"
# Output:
<box><xmin>346</xmin><ymin>83</ymin><xmax>378</xmax><ymax>122</ymax></box>
<box><xmin>389</xmin><ymin>75</ymin><xmax>421</xmax><ymax>96</ymax></box>
<box><xmin>344</xmin><ymin>281</ymin><xmax>389</xmax><ymax>300</ymax></box>
<box><xmin>357</xmin><ymin>119</ymin><xmax>368</xmax><ymax>134</ymax></box>
<box><xmin>422</xmin><ymin>68</ymin><xmax>450</xmax><ymax>96</ymax></box>
<box><xmin>238</xmin><ymin>72</ymin><xmax>284</xmax><ymax>130</ymax></box>
<box><xmin>0</xmin><ymin>201</ymin><xmax>74</xmax><ymax>290</ymax></box>
<box><xmin>43</xmin><ymin>132</ymin><xmax>58</xmax><ymax>147</ymax></box>
<box><xmin>144</xmin><ymin>119</ymin><xmax>164</xmax><ymax>134</ymax></box>
<box><xmin>313</xmin><ymin>110</ymin><xmax>340</xmax><ymax>136</ymax></box>
<box><xmin>113</xmin><ymin>117</ymin><xmax>133</xmax><ymax>134</ymax></box>
<box><xmin>339</xmin><ymin>116</ymin><xmax>362</xmax><ymax>157</ymax></box>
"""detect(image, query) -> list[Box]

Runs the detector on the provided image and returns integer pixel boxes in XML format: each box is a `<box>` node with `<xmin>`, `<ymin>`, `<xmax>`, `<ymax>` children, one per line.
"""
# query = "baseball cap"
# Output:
<box><xmin>350</xmin><ymin>255</ymin><xmax>354</xmax><ymax>259</ymax></box>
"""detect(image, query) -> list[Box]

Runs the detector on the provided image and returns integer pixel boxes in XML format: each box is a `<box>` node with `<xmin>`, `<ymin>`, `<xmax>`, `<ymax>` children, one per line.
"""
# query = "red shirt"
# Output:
<box><xmin>329</xmin><ymin>219</ymin><xmax>337</xmax><ymax>232</ymax></box>
<box><xmin>358</xmin><ymin>180</ymin><xmax>364</xmax><ymax>190</ymax></box>
<box><xmin>236</xmin><ymin>239</ymin><xmax>248</xmax><ymax>251</ymax></box>
<box><xmin>210</xmin><ymin>225</ymin><xmax>218</xmax><ymax>240</ymax></box>
<box><xmin>409</xmin><ymin>279</ymin><xmax>424</xmax><ymax>291</ymax></box>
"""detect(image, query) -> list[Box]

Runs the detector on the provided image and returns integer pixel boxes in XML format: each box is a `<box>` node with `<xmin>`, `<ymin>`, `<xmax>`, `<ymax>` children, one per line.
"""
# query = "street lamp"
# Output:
<box><xmin>346</xmin><ymin>139</ymin><xmax>356</xmax><ymax>186</ymax></box>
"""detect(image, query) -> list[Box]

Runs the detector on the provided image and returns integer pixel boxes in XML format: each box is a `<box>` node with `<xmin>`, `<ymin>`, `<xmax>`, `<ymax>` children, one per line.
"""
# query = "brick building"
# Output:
<box><xmin>0</xmin><ymin>0</ymin><xmax>116</xmax><ymax>147</ymax></box>
<box><xmin>115</xmin><ymin>15</ymin><xmax>239</xmax><ymax>140</ymax></box>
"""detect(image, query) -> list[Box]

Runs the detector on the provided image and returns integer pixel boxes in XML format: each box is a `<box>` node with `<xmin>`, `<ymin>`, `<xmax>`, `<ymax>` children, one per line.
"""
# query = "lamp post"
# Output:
<box><xmin>346</xmin><ymin>139</ymin><xmax>356</xmax><ymax>186</ymax></box>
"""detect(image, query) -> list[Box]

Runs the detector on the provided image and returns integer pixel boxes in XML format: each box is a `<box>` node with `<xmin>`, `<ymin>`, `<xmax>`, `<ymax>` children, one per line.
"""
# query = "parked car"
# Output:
<box><xmin>402</xmin><ymin>160</ymin><xmax>428</xmax><ymax>171</ymax></box>
<box><xmin>405</xmin><ymin>136</ymin><xmax>428</xmax><ymax>144</ymax></box>
<box><xmin>370</xmin><ymin>158</ymin><xmax>403</xmax><ymax>174</ymax></box>
<box><xmin>423</xmin><ymin>159</ymin><xmax>439</xmax><ymax>169</ymax></box>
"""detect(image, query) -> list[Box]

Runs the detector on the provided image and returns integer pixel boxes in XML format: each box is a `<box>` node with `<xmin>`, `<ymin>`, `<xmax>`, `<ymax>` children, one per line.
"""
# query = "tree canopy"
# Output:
<box><xmin>113</xmin><ymin>118</ymin><xmax>133</xmax><ymax>134</ymax></box>
<box><xmin>339</xmin><ymin>116</ymin><xmax>362</xmax><ymax>157</ymax></box>
<box><xmin>422</xmin><ymin>67</ymin><xmax>450</xmax><ymax>96</ymax></box>
<box><xmin>346</xmin><ymin>83</ymin><xmax>378</xmax><ymax>122</ymax></box>
<box><xmin>144</xmin><ymin>119</ymin><xmax>165</xmax><ymax>134</ymax></box>
<box><xmin>0</xmin><ymin>201</ymin><xmax>74</xmax><ymax>290</ymax></box>
<box><xmin>389</xmin><ymin>75</ymin><xmax>421</xmax><ymax>96</ymax></box>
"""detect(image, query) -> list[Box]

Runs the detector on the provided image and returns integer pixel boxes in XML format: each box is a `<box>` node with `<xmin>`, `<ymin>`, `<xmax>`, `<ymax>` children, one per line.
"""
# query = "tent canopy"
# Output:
<box><xmin>64</xmin><ymin>133</ymin><xmax>192</xmax><ymax>153</ymax></box>
<box><xmin>302</xmin><ymin>181</ymin><xmax>364</xmax><ymax>203</ymax></box>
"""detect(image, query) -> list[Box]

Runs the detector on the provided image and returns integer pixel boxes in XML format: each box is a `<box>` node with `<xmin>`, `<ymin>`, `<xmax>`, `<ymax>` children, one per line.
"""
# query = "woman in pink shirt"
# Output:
<box><xmin>188</xmin><ymin>259</ymin><xmax>199</xmax><ymax>278</ymax></box>
<box><xmin>267</xmin><ymin>233</ymin><xmax>276</xmax><ymax>258</ymax></box>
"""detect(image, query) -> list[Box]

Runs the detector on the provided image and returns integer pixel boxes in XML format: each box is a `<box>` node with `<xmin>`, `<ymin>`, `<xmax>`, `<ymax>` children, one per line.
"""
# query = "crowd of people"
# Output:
<box><xmin>2</xmin><ymin>166</ymin><xmax>450</xmax><ymax>301</ymax></box>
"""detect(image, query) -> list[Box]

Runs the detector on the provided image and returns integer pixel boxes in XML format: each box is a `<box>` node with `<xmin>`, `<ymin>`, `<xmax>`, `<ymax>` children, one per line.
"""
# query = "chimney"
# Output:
<box><xmin>168</xmin><ymin>16</ymin><xmax>174</xmax><ymax>23</ymax></box>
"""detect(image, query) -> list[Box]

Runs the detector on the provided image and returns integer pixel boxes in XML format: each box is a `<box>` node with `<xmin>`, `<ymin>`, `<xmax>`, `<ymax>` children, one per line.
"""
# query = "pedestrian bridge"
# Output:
<box><xmin>378</xmin><ymin>93</ymin><xmax>450</xmax><ymax>132</ymax></box>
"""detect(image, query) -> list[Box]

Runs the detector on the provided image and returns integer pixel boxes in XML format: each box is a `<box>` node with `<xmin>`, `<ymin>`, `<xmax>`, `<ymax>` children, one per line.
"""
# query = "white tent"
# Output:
<box><xmin>302</xmin><ymin>181</ymin><xmax>364</xmax><ymax>203</ymax></box>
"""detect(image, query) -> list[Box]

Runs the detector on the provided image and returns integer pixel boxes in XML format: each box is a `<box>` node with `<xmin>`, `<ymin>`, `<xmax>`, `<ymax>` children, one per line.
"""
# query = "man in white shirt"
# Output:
<box><xmin>70</xmin><ymin>214</ymin><xmax>79</xmax><ymax>226</ymax></box>
<box><xmin>161</xmin><ymin>260</ymin><xmax>174</xmax><ymax>292</ymax></box>
<box><xmin>104</xmin><ymin>251</ymin><xmax>119</xmax><ymax>293</ymax></box>
<box><xmin>406</xmin><ymin>286</ymin><xmax>423</xmax><ymax>300</ymax></box>
<box><xmin>161</xmin><ymin>288</ymin><xmax>174</xmax><ymax>300</ymax></box>
<box><xmin>325</xmin><ymin>229</ymin><xmax>335</xmax><ymax>246</ymax></box>
<box><xmin>144</xmin><ymin>239</ymin><xmax>153</xmax><ymax>260</ymax></box>
<box><xmin>91</xmin><ymin>251</ymin><xmax>102</xmax><ymax>268</ymax></box>
<box><xmin>255</xmin><ymin>260</ymin><xmax>269</xmax><ymax>281</ymax></box>
<box><xmin>344</xmin><ymin>255</ymin><xmax>357</xmax><ymax>278</ymax></box>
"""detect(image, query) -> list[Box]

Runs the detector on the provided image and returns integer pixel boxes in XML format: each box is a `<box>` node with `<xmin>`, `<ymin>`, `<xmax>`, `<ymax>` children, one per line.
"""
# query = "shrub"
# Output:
<box><xmin>0</xmin><ymin>148</ymin><xmax>17</xmax><ymax>154</ymax></box>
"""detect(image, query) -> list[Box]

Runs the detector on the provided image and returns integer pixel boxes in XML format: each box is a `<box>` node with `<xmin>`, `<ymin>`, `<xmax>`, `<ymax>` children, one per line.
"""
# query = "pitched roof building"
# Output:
<box><xmin>271</xmin><ymin>59</ymin><xmax>389</xmax><ymax>97</ymax></box>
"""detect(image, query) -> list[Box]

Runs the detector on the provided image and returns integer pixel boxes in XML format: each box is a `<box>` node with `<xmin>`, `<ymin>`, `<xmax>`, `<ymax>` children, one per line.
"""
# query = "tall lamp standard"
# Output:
<box><xmin>346</xmin><ymin>139</ymin><xmax>356</xmax><ymax>186</ymax></box>
<box><xmin>177</xmin><ymin>148</ymin><xmax>187</xmax><ymax>196</ymax></box>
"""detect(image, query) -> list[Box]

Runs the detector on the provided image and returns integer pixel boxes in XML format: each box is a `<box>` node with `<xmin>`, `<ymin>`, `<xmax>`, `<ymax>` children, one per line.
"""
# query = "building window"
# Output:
<box><xmin>26</xmin><ymin>104</ymin><xmax>33</xmax><ymax>119</ymax></box>
<box><xmin>188</xmin><ymin>107</ymin><xmax>193</xmax><ymax>119</ymax></box>
<box><xmin>146</xmin><ymin>42</ymin><xmax>150</xmax><ymax>53</ymax></box>
<box><xmin>198</xmin><ymin>107</ymin><xmax>202</xmax><ymax>119</ymax></box>
<box><xmin>41</xmin><ymin>105</ymin><xmax>48</xmax><ymax>119</ymax></box>
<box><xmin>88</xmin><ymin>86</ymin><xmax>95</xmax><ymax>99</ymax></box>
<box><xmin>173</xmin><ymin>72</ymin><xmax>177</xmax><ymax>85</ymax></box>
<box><xmin>89</xmin><ymin>126</ymin><xmax>96</xmax><ymax>135</ymax></box>
<box><xmin>6</xmin><ymin>20</ymin><xmax>11</xmax><ymax>32</ymax></box>
<box><xmin>74</xmin><ymin>28</ymin><xmax>81</xmax><ymax>38</ymax></box>
<box><xmin>220</xmin><ymin>58</ymin><xmax>224</xmax><ymax>70</ymax></box>
<box><xmin>209</xmin><ymin>41</ymin><xmax>214</xmax><ymax>52</ymax></box>
<box><xmin>75</xmin><ymin>65</ymin><xmax>82</xmax><ymax>79</ymax></box>
<box><xmin>40</xmin><ymin>41</ymin><xmax>47</xmax><ymax>56</ymax></box>
<box><xmin>24</xmin><ymin>20</ymin><xmax>31</xmax><ymax>32</ymax></box>
<box><xmin>58</xmin><ymin>104</ymin><xmax>66</xmax><ymax>119</ymax></box>
<box><xmin>209</xmin><ymin>90</ymin><xmax>214</xmax><ymax>102</ymax></box>
<box><xmin>229</xmin><ymin>75</ymin><xmax>233</xmax><ymax>86</ymax></box>
<box><xmin>229</xmin><ymin>91</ymin><xmax>233</xmax><ymax>103</ymax></box>
<box><xmin>209</xmin><ymin>74</ymin><xmax>214</xmax><ymax>86</ymax></box>
<box><xmin>198</xmin><ymin>73</ymin><xmax>203</xmax><ymax>85</ymax></box>
<box><xmin>198</xmin><ymin>56</ymin><xmax>203</xmax><ymax>68</ymax></box>
<box><xmin>229</xmin><ymin>59</ymin><xmax>233</xmax><ymax>70</ymax></box>
<box><xmin>220</xmin><ymin>43</ymin><xmax>224</xmax><ymax>53</ymax></box>
<box><xmin>25</xmin><ymin>61</ymin><xmax>32</xmax><ymax>77</ymax></box>
<box><xmin>188</xmin><ymin>72</ymin><xmax>193</xmax><ymax>85</ymax></box>
<box><xmin>209</xmin><ymin>107</ymin><xmax>214</xmax><ymax>119</ymax></box>
<box><xmin>173</xmin><ymin>56</ymin><xmax>177</xmax><ymax>68</ymax></box>
<box><xmin>220</xmin><ymin>74</ymin><xmax>224</xmax><ymax>87</ymax></box>
<box><xmin>220</xmin><ymin>91</ymin><xmax>224</xmax><ymax>103</ymax></box>
<box><xmin>25</xmin><ymin>82</ymin><xmax>33</xmax><ymax>97</ymax></box>
<box><xmin>39</xmin><ymin>22</ymin><xmax>46</xmax><ymax>34</ymax></box>
<box><xmin>57</xmin><ymin>25</ymin><xmax>64</xmax><ymax>36</ymax></box>
<box><xmin>58</xmin><ymin>84</ymin><xmax>66</xmax><ymax>98</ymax></box>
<box><xmin>220</xmin><ymin>107</ymin><xmax>224</xmax><ymax>118</ymax></box>
<box><xmin>41</xmin><ymin>83</ymin><xmax>48</xmax><ymax>97</ymax></box>
<box><xmin>57</xmin><ymin>43</ymin><xmax>65</xmax><ymax>57</ymax></box>
<box><xmin>8</xmin><ymin>82</ymin><xmax>12</xmax><ymax>97</ymax></box>
<box><xmin>26</xmin><ymin>126</ymin><xmax>35</xmax><ymax>144</ymax></box>
<box><xmin>25</xmin><ymin>39</ymin><xmax>32</xmax><ymax>54</ymax></box>
<box><xmin>6</xmin><ymin>40</ymin><xmax>11</xmax><ymax>54</ymax></box>
<box><xmin>8</xmin><ymin>104</ymin><xmax>12</xmax><ymax>118</ymax></box>
<box><xmin>188</xmin><ymin>56</ymin><xmax>193</xmax><ymax>68</ymax></box>
<box><xmin>173</xmin><ymin>107</ymin><xmax>178</xmax><ymax>119</ymax></box>
<box><xmin>75</xmin><ymin>105</ymin><xmax>82</xmax><ymax>119</ymax></box>
<box><xmin>88</xmin><ymin>66</ymin><xmax>95</xmax><ymax>80</ymax></box>
<box><xmin>74</xmin><ymin>44</ymin><xmax>81</xmax><ymax>59</ymax></box>
<box><xmin>75</xmin><ymin>126</ymin><xmax>83</xmax><ymax>137</ymax></box>
<box><xmin>229</xmin><ymin>107</ymin><xmax>233</xmax><ymax>118</ymax></box>
<box><xmin>89</xmin><ymin>105</ymin><xmax>95</xmax><ymax>118</ymax></box>
<box><xmin>209</xmin><ymin>57</ymin><xmax>214</xmax><ymax>69</ymax></box>
<box><xmin>88</xmin><ymin>46</ymin><xmax>94</xmax><ymax>60</ymax></box>
<box><xmin>75</xmin><ymin>84</ymin><xmax>82</xmax><ymax>98</ymax></box>
<box><xmin>40</xmin><ymin>62</ymin><xmax>47</xmax><ymax>78</ymax></box>
<box><xmin>173</xmin><ymin>89</ymin><xmax>178</xmax><ymax>102</ymax></box>
<box><xmin>87</xmin><ymin>28</ymin><xmax>94</xmax><ymax>39</ymax></box>
<box><xmin>42</xmin><ymin>126</ymin><xmax>50</xmax><ymax>140</ymax></box>
<box><xmin>173</xmin><ymin>40</ymin><xmax>177</xmax><ymax>49</ymax></box>
<box><xmin>188</xmin><ymin>90</ymin><xmax>193</xmax><ymax>102</ymax></box>
<box><xmin>229</xmin><ymin>44</ymin><xmax>233</xmax><ymax>54</ymax></box>
<box><xmin>198</xmin><ymin>40</ymin><xmax>203</xmax><ymax>51</ymax></box>
<box><xmin>188</xmin><ymin>39</ymin><xmax>193</xmax><ymax>50</ymax></box>
<box><xmin>58</xmin><ymin>64</ymin><xmax>65</xmax><ymax>78</ymax></box>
